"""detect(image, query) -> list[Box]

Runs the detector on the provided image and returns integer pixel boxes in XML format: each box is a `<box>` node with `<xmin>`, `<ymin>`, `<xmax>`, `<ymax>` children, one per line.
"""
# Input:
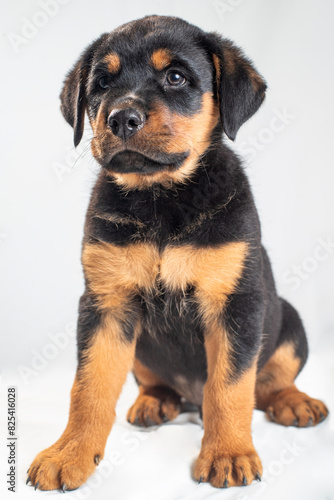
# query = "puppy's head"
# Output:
<box><xmin>60</xmin><ymin>15</ymin><xmax>266</xmax><ymax>189</ymax></box>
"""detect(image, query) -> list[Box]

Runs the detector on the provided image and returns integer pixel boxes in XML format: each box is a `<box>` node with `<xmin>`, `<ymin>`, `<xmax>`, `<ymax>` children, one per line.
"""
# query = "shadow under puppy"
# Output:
<box><xmin>27</xmin><ymin>15</ymin><xmax>328</xmax><ymax>492</ymax></box>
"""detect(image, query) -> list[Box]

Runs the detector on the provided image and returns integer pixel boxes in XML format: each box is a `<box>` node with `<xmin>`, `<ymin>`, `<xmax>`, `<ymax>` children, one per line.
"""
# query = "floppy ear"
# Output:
<box><xmin>60</xmin><ymin>34</ymin><xmax>108</xmax><ymax>147</ymax></box>
<box><xmin>205</xmin><ymin>34</ymin><xmax>267</xmax><ymax>141</ymax></box>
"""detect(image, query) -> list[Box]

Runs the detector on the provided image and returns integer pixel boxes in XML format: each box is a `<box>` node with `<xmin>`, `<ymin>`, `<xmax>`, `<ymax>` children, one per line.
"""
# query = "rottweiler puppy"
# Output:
<box><xmin>27</xmin><ymin>15</ymin><xmax>328</xmax><ymax>491</ymax></box>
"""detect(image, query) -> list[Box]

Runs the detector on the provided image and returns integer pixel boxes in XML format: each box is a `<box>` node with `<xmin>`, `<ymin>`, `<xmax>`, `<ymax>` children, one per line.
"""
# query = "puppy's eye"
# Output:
<box><xmin>166</xmin><ymin>71</ymin><xmax>186</xmax><ymax>87</ymax></box>
<box><xmin>98</xmin><ymin>76</ymin><xmax>110</xmax><ymax>89</ymax></box>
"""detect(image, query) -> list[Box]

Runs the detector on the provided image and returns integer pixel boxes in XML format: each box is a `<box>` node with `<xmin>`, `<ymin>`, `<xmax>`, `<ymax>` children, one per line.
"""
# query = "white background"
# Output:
<box><xmin>1</xmin><ymin>0</ymin><xmax>334</xmax><ymax>499</ymax></box>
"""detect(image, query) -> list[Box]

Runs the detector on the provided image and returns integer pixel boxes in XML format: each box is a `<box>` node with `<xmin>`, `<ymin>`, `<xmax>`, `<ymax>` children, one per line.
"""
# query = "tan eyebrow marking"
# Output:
<box><xmin>150</xmin><ymin>48</ymin><xmax>173</xmax><ymax>71</ymax></box>
<box><xmin>103</xmin><ymin>53</ymin><xmax>121</xmax><ymax>74</ymax></box>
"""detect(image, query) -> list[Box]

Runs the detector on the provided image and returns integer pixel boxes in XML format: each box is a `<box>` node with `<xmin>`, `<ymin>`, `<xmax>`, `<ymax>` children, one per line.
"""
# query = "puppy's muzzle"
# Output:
<box><xmin>108</xmin><ymin>108</ymin><xmax>146</xmax><ymax>140</ymax></box>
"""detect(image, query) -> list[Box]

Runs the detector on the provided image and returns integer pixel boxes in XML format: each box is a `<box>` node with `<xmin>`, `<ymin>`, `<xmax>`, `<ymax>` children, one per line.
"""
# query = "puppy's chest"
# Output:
<box><xmin>82</xmin><ymin>240</ymin><xmax>248</xmax><ymax>303</ymax></box>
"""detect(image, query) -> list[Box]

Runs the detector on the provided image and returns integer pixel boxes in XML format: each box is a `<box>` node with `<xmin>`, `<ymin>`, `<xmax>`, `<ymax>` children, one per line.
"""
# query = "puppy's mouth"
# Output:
<box><xmin>105</xmin><ymin>150</ymin><xmax>189</xmax><ymax>175</ymax></box>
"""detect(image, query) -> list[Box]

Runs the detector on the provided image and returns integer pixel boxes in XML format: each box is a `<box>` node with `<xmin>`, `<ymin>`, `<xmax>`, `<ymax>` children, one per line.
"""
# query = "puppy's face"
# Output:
<box><xmin>61</xmin><ymin>16</ymin><xmax>266</xmax><ymax>189</ymax></box>
<box><xmin>88</xmin><ymin>21</ymin><xmax>219</xmax><ymax>187</ymax></box>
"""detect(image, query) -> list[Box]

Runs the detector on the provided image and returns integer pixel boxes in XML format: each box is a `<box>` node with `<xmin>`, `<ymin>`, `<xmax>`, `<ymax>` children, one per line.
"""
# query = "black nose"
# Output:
<box><xmin>108</xmin><ymin>108</ymin><xmax>145</xmax><ymax>140</ymax></box>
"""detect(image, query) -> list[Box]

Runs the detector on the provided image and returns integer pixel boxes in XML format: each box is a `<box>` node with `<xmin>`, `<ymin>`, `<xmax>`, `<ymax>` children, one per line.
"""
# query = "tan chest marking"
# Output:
<box><xmin>82</xmin><ymin>242</ymin><xmax>160</xmax><ymax>310</ymax></box>
<box><xmin>82</xmin><ymin>241</ymin><xmax>248</xmax><ymax>315</ymax></box>
<box><xmin>160</xmin><ymin>241</ymin><xmax>248</xmax><ymax>321</ymax></box>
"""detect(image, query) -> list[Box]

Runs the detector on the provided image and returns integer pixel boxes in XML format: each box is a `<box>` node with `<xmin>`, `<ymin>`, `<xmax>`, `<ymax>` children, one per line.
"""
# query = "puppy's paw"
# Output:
<box><xmin>127</xmin><ymin>386</ymin><xmax>181</xmax><ymax>427</ymax></box>
<box><xmin>193</xmin><ymin>447</ymin><xmax>262</xmax><ymax>488</ymax></box>
<box><xmin>27</xmin><ymin>441</ymin><xmax>100</xmax><ymax>491</ymax></box>
<box><xmin>266</xmin><ymin>388</ymin><xmax>329</xmax><ymax>427</ymax></box>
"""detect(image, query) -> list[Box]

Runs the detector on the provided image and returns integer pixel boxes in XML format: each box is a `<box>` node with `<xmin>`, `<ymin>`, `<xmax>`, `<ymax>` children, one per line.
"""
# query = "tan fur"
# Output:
<box><xmin>81</xmin><ymin>238</ymin><xmax>250</xmax><ymax>485</ymax></box>
<box><xmin>150</xmin><ymin>48</ymin><xmax>173</xmax><ymax>71</ymax></box>
<box><xmin>133</xmin><ymin>358</ymin><xmax>166</xmax><ymax>387</ymax></box>
<box><xmin>82</xmin><ymin>240</ymin><xmax>247</xmax><ymax>317</ymax></box>
<box><xmin>110</xmin><ymin>92</ymin><xmax>220</xmax><ymax>190</ymax></box>
<box><xmin>160</xmin><ymin>241</ymin><xmax>248</xmax><ymax>321</ymax></box>
<box><xmin>256</xmin><ymin>342</ymin><xmax>301</xmax><ymax>410</ymax></box>
<box><xmin>128</xmin><ymin>359</ymin><xmax>181</xmax><ymax>427</ymax></box>
<box><xmin>203</xmin><ymin>344</ymin><xmax>257</xmax><ymax>456</ymax></box>
<box><xmin>28</xmin><ymin>316</ymin><xmax>137</xmax><ymax>490</ymax></box>
<box><xmin>127</xmin><ymin>384</ymin><xmax>181</xmax><ymax>426</ymax></box>
<box><xmin>194</xmin><ymin>329</ymin><xmax>262</xmax><ymax>487</ymax></box>
<box><xmin>264</xmin><ymin>386</ymin><xmax>329</xmax><ymax>427</ymax></box>
<box><xmin>255</xmin><ymin>342</ymin><xmax>329</xmax><ymax>426</ymax></box>
<box><xmin>90</xmin><ymin>102</ymin><xmax>111</xmax><ymax>159</ymax></box>
<box><xmin>212</xmin><ymin>54</ymin><xmax>221</xmax><ymax>82</ymax></box>
<box><xmin>82</xmin><ymin>242</ymin><xmax>160</xmax><ymax>310</ymax></box>
<box><xmin>186</xmin><ymin>240</ymin><xmax>261</xmax><ymax>487</ymax></box>
<box><xmin>103</xmin><ymin>52</ymin><xmax>121</xmax><ymax>74</ymax></box>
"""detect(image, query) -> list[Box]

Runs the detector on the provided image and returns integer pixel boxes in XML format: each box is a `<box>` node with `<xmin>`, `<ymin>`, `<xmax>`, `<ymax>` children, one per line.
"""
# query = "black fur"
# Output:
<box><xmin>61</xmin><ymin>15</ymin><xmax>308</xmax><ymax>403</ymax></box>
<box><xmin>76</xmin><ymin>293</ymin><xmax>103</xmax><ymax>362</ymax></box>
<box><xmin>26</xmin><ymin>16</ymin><xmax>327</xmax><ymax>494</ymax></box>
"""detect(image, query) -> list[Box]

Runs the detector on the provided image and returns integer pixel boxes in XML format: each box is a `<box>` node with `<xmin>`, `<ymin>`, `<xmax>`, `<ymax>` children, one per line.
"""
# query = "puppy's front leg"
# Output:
<box><xmin>193</xmin><ymin>316</ymin><xmax>262</xmax><ymax>488</ymax></box>
<box><xmin>28</xmin><ymin>293</ymin><xmax>138</xmax><ymax>492</ymax></box>
<box><xmin>28</xmin><ymin>241</ymin><xmax>157</xmax><ymax>491</ymax></box>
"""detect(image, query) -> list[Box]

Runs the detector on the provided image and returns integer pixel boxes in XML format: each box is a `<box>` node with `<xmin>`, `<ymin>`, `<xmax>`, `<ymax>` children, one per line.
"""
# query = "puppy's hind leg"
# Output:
<box><xmin>127</xmin><ymin>359</ymin><xmax>181</xmax><ymax>427</ymax></box>
<box><xmin>256</xmin><ymin>299</ymin><xmax>329</xmax><ymax>427</ymax></box>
